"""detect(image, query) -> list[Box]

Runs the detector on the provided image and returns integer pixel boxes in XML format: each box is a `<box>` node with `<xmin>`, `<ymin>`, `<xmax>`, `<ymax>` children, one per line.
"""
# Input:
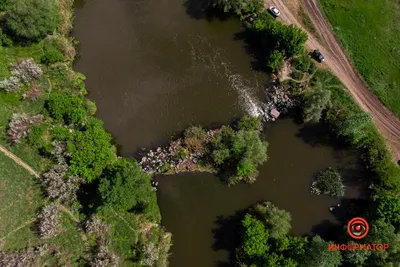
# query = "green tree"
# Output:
<box><xmin>343</xmin><ymin>241</ymin><xmax>371</xmax><ymax>267</ymax></box>
<box><xmin>302</xmin><ymin>89</ymin><xmax>331</xmax><ymax>123</ymax></box>
<box><xmin>237</xmin><ymin>115</ymin><xmax>261</xmax><ymax>131</ymax></box>
<box><xmin>67</xmin><ymin>118</ymin><xmax>115</xmax><ymax>182</ymax></box>
<box><xmin>46</xmin><ymin>92</ymin><xmax>87</xmax><ymax>124</ymax></box>
<box><xmin>210</xmin><ymin>0</ymin><xmax>263</xmax><ymax>16</ymax></box>
<box><xmin>374</xmin><ymin>195</ymin><xmax>400</xmax><ymax>227</ymax></box>
<box><xmin>254</xmin><ymin>201</ymin><xmax>291</xmax><ymax>240</ymax></box>
<box><xmin>302</xmin><ymin>235</ymin><xmax>342</xmax><ymax>267</ymax></box>
<box><xmin>231</xmin><ymin>130</ymin><xmax>268</xmax><ymax>171</ymax></box>
<box><xmin>267</xmin><ymin>50</ymin><xmax>285</xmax><ymax>73</ymax></box>
<box><xmin>99</xmin><ymin>159</ymin><xmax>155</xmax><ymax>212</ymax></box>
<box><xmin>311</xmin><ymin>168</ymin><xmax>345</xmax><ymax>197</ymax></box>
<box><xmin>338</xmin><ymin>112</ymin><xmax>373</xmax><ymax>145</ymax></box>
<box><xmin>365</xmin><ymin>219</ymin><xmax>400</xmax><ymax>266</ymax></box>
<box><xmin>241</xmin><ymin>214</ymin><xmax>269</xmax><ymax>258</ymax></box>
<box><xmin>6</xmin><ymin>0</ymin><xmax>59</xmax><ymax>41</ymax></box>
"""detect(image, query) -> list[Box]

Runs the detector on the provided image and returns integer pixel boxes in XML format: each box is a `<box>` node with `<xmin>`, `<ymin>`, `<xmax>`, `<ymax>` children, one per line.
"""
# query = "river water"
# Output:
<box><xmin>73</xmin><ymin>0</ymin><xmax>364</xmax><ymax>266</ymax></box>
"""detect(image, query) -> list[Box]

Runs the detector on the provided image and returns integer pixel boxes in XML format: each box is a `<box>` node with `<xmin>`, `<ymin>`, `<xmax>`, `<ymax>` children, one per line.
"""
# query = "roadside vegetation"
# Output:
<box><xmin>318</xmin><ymin>0</ymin><xmax>400</xmax><ymax>118</ymax></box>
<box><xmin>212</xmin><ymin>1</ymin><xmax>400</xmax><ymax>266</ymax></box>
<box><xmin>0</xmin><ymin>0</ymin><xmax>170</xmax><ymax>265</ymax></box>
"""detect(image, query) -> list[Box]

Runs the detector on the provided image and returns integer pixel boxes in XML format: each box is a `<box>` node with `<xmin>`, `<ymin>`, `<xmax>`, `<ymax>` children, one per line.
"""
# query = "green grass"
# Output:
<box><xmin>319</xmin><ymin>0</ymin><xmax>400</xmax><ymax>118</ymax></box>
<box><xmin>0</xmin><ymin>152</ymin><xmax>43</xmax><ymax>250</ymax></box>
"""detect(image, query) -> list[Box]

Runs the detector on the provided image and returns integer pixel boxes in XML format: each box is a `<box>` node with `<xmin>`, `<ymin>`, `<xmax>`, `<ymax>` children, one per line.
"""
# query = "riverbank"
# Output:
<box><xmin>0</xmin><ymin>0</ymin><xmax>170</xmax><ymax>265</ymax></box>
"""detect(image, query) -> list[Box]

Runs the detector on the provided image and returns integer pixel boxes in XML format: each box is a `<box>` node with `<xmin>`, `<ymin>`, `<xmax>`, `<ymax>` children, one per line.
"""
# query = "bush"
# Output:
<box><xmin>28</xmin><ymin>123</ymin><xmax>52</xmax><ymax>153</ymax></box>
<box><xmin>46</xmin><ymin>92</ymin><xmax>87</xmax><ymax>124</ymax></box>
<box><xmin>41</xmin><ymin>163</ymin><xmax>83</xmax><ymax>204</ymax></box>
<box><xmin>240</xmin><ymin>214</ymin><xmax>269</xmax><ymax>257</ymax></box>
<box><xmin>41</xmin><ymin>37</ymin><xmax>65</xmax><ymax>65</ymax></box>
<box><xmin>7</xmin><ymin>113</ymin><xmax>44</xmax><ymax>143</ymax></box>
<box><xmin>267</xmin><ymin>50</ymin><xmax>285</xmax><ymax>73</ymax></box>
<box><xmin>253</xmin><ymin>202</ymin><xmax>291</xmax><ymax>240</ymax></box>
<box><xmin>5</xmin><ymin>0</ymin><xmax>59</xmax><ymax>41</ymax></box>
<box><xmin>184</xmin><ymin>126</ymin><xmax>207</xmax><ymax>152</ymax></box>
<box><xmin>37</xmin><ymin>203</ymin><xmax>59</xmax><ymax>239</ymax></box>
<box><xmin>302</xmin><ymin>236</ymin><xmax>342</xmax><ymax>267</ymax></box>
<box><xmin>67</xmin><ymin>117</ymin><xmax>115</xmax><ymax>182</ymax></box>
<box><xmin>311</xmin><ymin>168</ymin><xmax>345</xmax><ymax>197</ymax></box>
<box><xmin>302</xmin><ymin>89</ymin><xmax>331</xmax><ymax>123</ymax></box>
<box><xmin>211</xmin><ymin>0</ymin><xmax>263</xmax><ymax>15</ymax></box>
<box><xmin>98</xmin><ymin>159</ymin><xmax>157</xmax><ymax>215</ymax></box>
<box><xmin>237</xmin><ymin>115</ymin><xmax>261</xmax><ymax>131</ymax></box>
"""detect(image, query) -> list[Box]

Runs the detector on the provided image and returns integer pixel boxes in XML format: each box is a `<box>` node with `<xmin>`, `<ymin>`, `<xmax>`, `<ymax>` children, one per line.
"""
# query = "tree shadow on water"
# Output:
<box><xmin>233</xmin><ymin>30</ymin><xmax>269</xmax><ymax>73</ymax></box>
<box><xmin>183</xmin><ymin>0</ymin><xmax>235</xmax><ymax>21</ymax></box>
<box><xmin>212</xmin><ymin>209</ymin><xmax>248</xmax><ymax>266</ymax></box>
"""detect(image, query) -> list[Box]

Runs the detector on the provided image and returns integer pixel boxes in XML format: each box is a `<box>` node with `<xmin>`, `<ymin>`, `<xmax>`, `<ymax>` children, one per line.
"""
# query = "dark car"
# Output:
<box><xmin>312</xmin><ymin>49</ymin><xmax>325</xmax><ymax>63</ymax></box>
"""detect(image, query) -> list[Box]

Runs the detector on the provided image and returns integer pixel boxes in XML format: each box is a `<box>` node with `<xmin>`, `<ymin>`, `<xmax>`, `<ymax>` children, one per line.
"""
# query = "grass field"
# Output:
<box><xmin>319</xmin><ymin>0</ymin><xmax>400</xmax><ymax>118</ymax></box>
<box><xmin>0</xmin><ymin>152</ymin><xmax>43</xmax><ymax>250</ymax></box>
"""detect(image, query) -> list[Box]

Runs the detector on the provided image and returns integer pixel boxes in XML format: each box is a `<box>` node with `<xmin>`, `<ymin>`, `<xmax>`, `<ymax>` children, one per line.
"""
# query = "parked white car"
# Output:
<box><xmin>268</xmin><ymin>6</ymin><xmax>280</xmax><ymax>17</ymax></box>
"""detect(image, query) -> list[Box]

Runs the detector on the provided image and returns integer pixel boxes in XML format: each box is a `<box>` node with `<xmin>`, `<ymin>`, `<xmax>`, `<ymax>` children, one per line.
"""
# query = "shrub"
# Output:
<box><xmin>302</xmin><ymin>236</ymin><xmax>342</xmax><ymax>267</ymax></box>
<box><xmin>46</xmin><ymin>92</ymin><xmax>87</xmax><ymax>124</ymax></box>
<box><xmin>7</xmin><ymin>113</ymin><xmax>44</xmax><ymax>143</ymax></box>
<box><xmin>240</xmin><ymin>214</ymin><xmax>269</xmax><ymax>257</ymax></box>
<box><xmin>98</xmin><ymin>158</ymin><xmax>155</xmax><ymax>212</ymax></box>
<box><xmin>141</xmin><ymin>242</ymin><xmax>159</xmax><ymax>267</ymax></box>
<box><xmin>5</xmin><ymin>0</ymin><xmax>59</xmax><ymax>41</ymax></box>
<box><xmin>37</xmin><ymin>203</ymin><xmax>59</xmax><ymax>239</ymax></box>
<box><xmin>10</xmin><ymin>58</ymin><xmax>42</xmax><ymax>83</ymax></box>
<box><xmin>302</xmin><ymin>89</ymin><xmax>331</xmax><ymax>123</ymax></box>
<box><xmin>311</xmin><ymin>168</ymin><xmax>345</xmax><ymax>197</ymax></box>
<box><xmin>184</xmin><ymin>126</ymin><xmax>207</xmax><ymax>152</ymax></box>
<box><xmin>267</xmin><ymin>50</ymin><xmax>285</xmax><ymax>73</ymax></box>
<box><xmin>0</xmin><ymin>246</ymin><xmax>36</xmax><ymax>266</ymax></box>
<box><xmin>67</xmin><ymin>118</ymin><xmax>115</xmax><ymax>182</ymax></box>
<box><xmin>0</xmin><ymin>76</ymin><xmax>21</xmax><ymax>92</ymax></box>
<box><xmin>41</xmin><ymin>163</ymin><xmax>83</xmax><ymax>204</ymax></box>
<box><xmin>211</xmin><ymin>0</ymin><xmax>263</xmax><ymax>15</ymax></box>
<box><xmin>173</xmin><ymin>146</ymin><xmax>189</xmax><ymax>161</ymax></box>
<box><xmin>41</xmin><ymin>37</ymin><xmax>65</xmax><ymax>65</ymax></box>
<box><xmin>89</xmin><ymin>245</ymin><xmax>120</xmax><ymax>267</ymax></box>
<box><xmin>85</xmin><ymin>99</ymin><xmax>98</xmax><ymax>116</ymax></box>
<box><xmin>253</xmin><ymin>201</ymin><xmax>292</xmax><ymax>240</ymax></box>
<box><xmin>28</xmin><ymin>123</ymin><xmax>52</xmax><ymax>153</ymax></box>
<box><xmin>237</xmin><ymin>115</ymin><xmax>261</xmax><ymax>131</ymax></box>
<box><xmin>338</xmin><ymin>112</ymin><xmax>373</xmax><ymax>145</ymax></box>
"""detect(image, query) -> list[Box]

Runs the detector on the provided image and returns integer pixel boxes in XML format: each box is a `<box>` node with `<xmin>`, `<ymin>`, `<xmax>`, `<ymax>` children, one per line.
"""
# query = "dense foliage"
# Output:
<box><xmin>210</xmin><ymin>0</ymin><xmax>263</xmax><ymax>16</ymax></box>
<box><xmin>302</xmin><ymin>88</ymin><xmax>331</xmax><ymax>123</ymax></box>
<box><xmin>66</xmin><ymin>117</ymin><xmax>115</xmax><ymax>182</ymax></box>
<box><xmin>46</xmin><ymin>92</ymin><xmax>87</xmax><ymax>124</ymax></box>
<box><xmin>209</xmin><ymin>122</ymin><xmax>268</xmax><ymax>184</ymax></box>
<box><xmin>99</xmin><ymin>158</ymin><xmax>160</xmax><ymax>222</ymax></box>
<box><xmin>311</xmin><ymin>168</ymin><xmax>345</xmax><ymax>197</ymax></box>
<box><xmin>5</xmin><ymin>0</ymin><xmax>59</xmax><ymax>41</ymax></box>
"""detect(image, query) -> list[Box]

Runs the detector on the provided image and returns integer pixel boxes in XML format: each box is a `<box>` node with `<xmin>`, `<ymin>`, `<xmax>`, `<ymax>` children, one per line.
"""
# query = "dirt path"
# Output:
<box><xmin>264</xmin><ymin>0</ymin><xmax>400</xmax><ymax>162</ymax></box>
<box><xmin>0</xmin><ymin>145</ymin><xmax>40</xmax><ymax>178</ymax></box>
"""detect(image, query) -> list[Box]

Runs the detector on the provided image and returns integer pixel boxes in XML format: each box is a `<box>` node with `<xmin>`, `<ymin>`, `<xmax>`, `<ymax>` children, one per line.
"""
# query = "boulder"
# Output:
<box><xmin>270</xmin><ymin>108</ymin><xmax>280</xmax><ymax>119</ymax></box>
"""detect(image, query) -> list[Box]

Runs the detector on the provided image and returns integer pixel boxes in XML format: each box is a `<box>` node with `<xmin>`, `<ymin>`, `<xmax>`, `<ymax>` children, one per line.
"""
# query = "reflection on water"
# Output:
<box><xmin>73</xmin><ymin>0</ymin><xmax>366</xmax><ymax>266</ymax></box>
<box><xmin>156</xmin><ymin>119</ymin><xmax>365</xmax><ymax>267</ymax></box>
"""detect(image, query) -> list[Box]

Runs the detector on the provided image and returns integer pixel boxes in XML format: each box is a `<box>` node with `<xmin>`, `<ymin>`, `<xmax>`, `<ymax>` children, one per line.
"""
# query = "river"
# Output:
<box><xmin>73</xmin><ymin>0</ymin><xmax>364</xmax><ymax>266</ymax></box>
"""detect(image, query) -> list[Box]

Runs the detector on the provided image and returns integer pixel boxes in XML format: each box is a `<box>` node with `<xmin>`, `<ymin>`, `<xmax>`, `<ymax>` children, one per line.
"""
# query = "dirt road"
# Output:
<box><xmin>0</xmin><ymin>145</ymin><xmax>40</xmax><ymax>178</ymax></box>
<box><xmin>264</xmin><ymin>0</ymin><xmax>400</xmax><ymax>162</ymax></box>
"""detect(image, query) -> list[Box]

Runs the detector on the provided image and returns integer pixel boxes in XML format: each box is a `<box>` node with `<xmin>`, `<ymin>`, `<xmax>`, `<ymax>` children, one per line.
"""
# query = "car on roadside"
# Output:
<box><xmin>312</xmin><ymin>49</ymin><xmax>325</xmax><ymax>63</ymax></box>
<box><xmin>268</xmin><ymin>6</ymin><xmax>280</xmax><ymax>17</ymax></box>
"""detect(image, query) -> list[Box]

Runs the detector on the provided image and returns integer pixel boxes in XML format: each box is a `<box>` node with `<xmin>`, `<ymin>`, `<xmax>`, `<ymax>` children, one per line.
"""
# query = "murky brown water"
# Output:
<box><xmin>73</xmin><ymin>0</ymin><xmax>364</xmax><ymax>266</ymax></box>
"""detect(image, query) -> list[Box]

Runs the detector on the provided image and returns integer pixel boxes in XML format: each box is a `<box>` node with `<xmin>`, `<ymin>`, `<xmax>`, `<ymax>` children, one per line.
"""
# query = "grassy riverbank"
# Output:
<box><xmin>0</xmin><ymin>0</ymin><xmax>170</xmax><ymax>265</ymax></box>
<box><xmin>318</xmin><ymin>0</ymin><xmax>400</xmax><ymax>118</ymax></box>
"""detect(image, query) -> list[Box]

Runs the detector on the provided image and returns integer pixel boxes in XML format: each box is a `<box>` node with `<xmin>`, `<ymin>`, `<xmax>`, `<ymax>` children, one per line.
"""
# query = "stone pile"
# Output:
<box><xmin>260</xmin><ymin>82</ymin><xmax>295</xmax><ymax>122</ymax></box>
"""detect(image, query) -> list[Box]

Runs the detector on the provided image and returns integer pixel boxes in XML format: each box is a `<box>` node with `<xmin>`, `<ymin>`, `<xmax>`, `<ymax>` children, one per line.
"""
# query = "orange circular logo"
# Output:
<box><xmin>347</xmin><ymin>217</ymin><xmax>369</xmax><ymax>239</ymax></box>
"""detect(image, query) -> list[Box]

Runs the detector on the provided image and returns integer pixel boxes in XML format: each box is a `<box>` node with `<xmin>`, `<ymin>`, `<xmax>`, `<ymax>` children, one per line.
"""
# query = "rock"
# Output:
<box><xmin>157</xmin><ymin>147</ymin><xmax>161</xmax><ymax>152</ymax></box>
<box><xmin>141</xmin><ymin>157</ymin><xmax>147</xmax><ymax>162</ymax></box>
<box><xmin>149</xmin><ymin>151</ymin><xmax>154</xmax><ymax>157</ymax></box>
<box><xmin>270</xmin><ymin>108</ymin><xmax>280</xmax><ymax>119</ymax></box>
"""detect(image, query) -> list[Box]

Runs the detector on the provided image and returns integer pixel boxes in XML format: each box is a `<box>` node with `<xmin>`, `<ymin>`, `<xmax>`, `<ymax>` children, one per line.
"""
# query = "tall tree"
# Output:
<box><xmin>302</xmin><ymin>89</ymin><xmax>331</xmax><ymax>123</ymax></box>
<box><xmin>6</xmin><ymin>0</ymin><xmax>59</xmax><ymax>41</ymax></box>
<box><xmin>302</xmin><ymin>235</ymin><xmax>342</xmax><ymax>267</ymax></box>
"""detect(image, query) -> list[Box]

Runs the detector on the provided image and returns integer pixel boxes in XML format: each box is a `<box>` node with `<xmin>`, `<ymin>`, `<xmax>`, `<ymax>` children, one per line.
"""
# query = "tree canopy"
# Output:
<box><xmin>302</xmin><ymin>235</ymin><xmax>342</xmax><ymax>267</ymax></box>
<box><xmin>311</xmin><ymin>168</ymin><xmax>345</xmax><ymax>197</ymax></box>
<box><xmin>67</xmin><ymin>118</ymin><xmax>115</xmax><ymax>182</ymax></box>
<box><xmin>6</xmin><ymin>0</ymin><xmax>59</xmax><ymax>41</ymax></box>
<box><xmin>302</xmin><ymin>89</ymin><xmax>331</xmax><ymax>123</ymax></box>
